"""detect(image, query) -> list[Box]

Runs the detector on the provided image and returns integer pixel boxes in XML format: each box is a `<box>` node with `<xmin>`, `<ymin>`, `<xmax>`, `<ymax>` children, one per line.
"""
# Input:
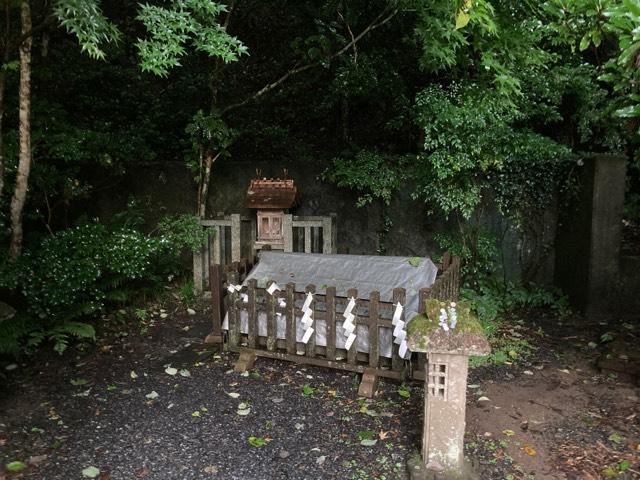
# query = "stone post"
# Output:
<box><xmin>407</xmin><ymin>299</ymin><xmax>490</xmax><ymax>479</ymax></box>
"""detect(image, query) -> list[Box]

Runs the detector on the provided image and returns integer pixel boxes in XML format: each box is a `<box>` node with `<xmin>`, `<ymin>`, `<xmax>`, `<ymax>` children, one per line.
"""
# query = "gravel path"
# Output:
<box><xmin>0</xmin><ymin>312</ymin><xmax>421</xmax><ymax>480</ymax></box>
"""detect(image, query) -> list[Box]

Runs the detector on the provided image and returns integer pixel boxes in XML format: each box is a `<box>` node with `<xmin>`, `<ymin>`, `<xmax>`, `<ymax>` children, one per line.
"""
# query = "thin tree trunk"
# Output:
<box><xmin>198</xmin><ymin>151</ymin><xmax>220</xmax><ymax>218</ymax></box>
<box><xmin>0</xmin><ymin>69</ymin><xmax>6</xmax><ymax>203</ymax></box>
<box><xmin>0</xmin><ymin>1</ymin><xmax>10</xmax><ymax>202</ymax></box>
<box><xmin>8</xmin><ymin>0</ymin><xmax>32</xmax><ymax>259</ymax></box>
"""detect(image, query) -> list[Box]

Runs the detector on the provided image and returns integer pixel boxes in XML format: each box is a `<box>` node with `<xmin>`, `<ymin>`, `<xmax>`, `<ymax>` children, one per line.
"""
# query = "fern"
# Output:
<box><xmin>59</xmin><ymin>321</ymin><xmax>96</xmax><ymax>341</ymax></box>
<box><xmin>0</xmin><ymin>315</ymin><xmax>30</xmax><ymax>356</ymax></box>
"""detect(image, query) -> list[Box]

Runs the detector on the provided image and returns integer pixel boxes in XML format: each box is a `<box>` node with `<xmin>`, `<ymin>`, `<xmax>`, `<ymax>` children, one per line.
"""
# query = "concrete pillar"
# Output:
<box><xmin>555</xmin><ymin>154</ymin><xmax>626</xmax><ymax>315</ymax></box>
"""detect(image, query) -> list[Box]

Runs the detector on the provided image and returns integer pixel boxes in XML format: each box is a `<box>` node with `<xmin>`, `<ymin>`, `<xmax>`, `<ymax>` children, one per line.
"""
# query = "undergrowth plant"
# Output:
<box><xmin>0</xmin><ymin>213</ymin><xmax>210</xmax><ymax>356</ymax></box>
<box><xmin>463</xmin><ymin>279</ymin><xmax>570</xmax><ymax>367</ymax></box>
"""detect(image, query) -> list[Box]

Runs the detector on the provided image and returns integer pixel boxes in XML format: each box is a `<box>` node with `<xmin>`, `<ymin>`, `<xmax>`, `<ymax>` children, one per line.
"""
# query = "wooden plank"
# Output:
<box><xmin>391</xmin><ymin>287</ymin><xmax>406</xmax><ymax>372</ymax></box>
<box><xmin>368</xmin><ymin>291</ymin><xmax>380</xmax><ymax>368</ymax></box>
<box><xmin>266</xmin><ymin>281</ymin><xmax>277</xmax><ymax>351</ymax></box>
<box><xmin>331</xmin><ymin>213</ymin><xmax>337</xmax><ymax>253</ymax></box>
<box><xmin>358</xmin><ymin>368</ymin><xmax>379</xmax><ymax>398</ymax></box>
<box><xmin>304</xmin><ymin>226</ymin><xmax>311</xmax><ymax>253</ymax></box>
<box><xmin>347</xmin><ymin>288</ymin><xmax>358</xmax><ymax>365</ymax></box>
<box><xmin>220</xmin><ymin>225</ymin><xmax>227</xmax><ymax>264</ymax></box>
<box><xmin>325</xmin><ymin>286</ymin><xmax>336</xmax><ymax>361</ymax></box>
<box><xmin>312</xmin><ymin>227</ymin><xmax>320</xmax><ymax>253</ymax></box>
<box><xmin>442</xmin><ymin>250</ymin><xmax>451</xmax><ymax>270</ymax></box>
<box><xmin>233</xmin><ymin>348</ymin><xmax>405</xmax><ymax>380</ymax></box>
<box><xmin>228</xmin><ymin>272</ymin><xmax>240</xmax><ymax>349</ymax></box>
<box><xmin>193</xmin><ymin>245</ymin><xmax>204</xmax><ymax>294</ymax></box>
<box><xmin>204</xmin><ymin>264</ymin><xmax>223</xmax><ymax>345</ymax></box>
<box><xmin>305</xmin><ymin>284</ymin><xmax>316</xmax><ymax>357</ymax></box>
<box><xmin>234</xmin><ymin>351</ymin><xmax>256</xmax><ymax>373</ymax></box>
<box><xmin>200</xmin><ymin>219</ymin><xmax>232</xmax><ymax>227</ymax></box>
<box><xmin>212</xmin><ymin>226</ymin><xmax>222</xmax><ymax>265</ymax></box>
<box><xmin>286</xmin><ymin>283</ymin><xmax>296</xmax><ymax>354</ymax></box>
<box><xmin>321</xmin><ymin>216</ymin><xmax>332</xmax><ymax>253</ymax></box>
<box><xmin>419</xmin><ymin>288</ymin><xmax>430</xmax><ymax>314</ymax></box>
<box><xmin>247</xmin><ymin>279</ymin><xmax>257</xmax><ymax>349</ymax></box>
<box><xmin>231</xmin><ymin>214</ymin><xmax>241</xmax><ymax>262</ymax></box>
<box><xmin>283</xmin><ymin>214</ymin><xmax>293</xmax><ymax>252</ymax></box>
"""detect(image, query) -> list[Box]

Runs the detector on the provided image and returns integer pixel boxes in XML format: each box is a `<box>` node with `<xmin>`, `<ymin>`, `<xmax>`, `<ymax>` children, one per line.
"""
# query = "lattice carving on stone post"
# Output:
<box><xmin>427</xmin><ymin>362</ymin><xmax>448</xmax><ymax>400</ymax></box>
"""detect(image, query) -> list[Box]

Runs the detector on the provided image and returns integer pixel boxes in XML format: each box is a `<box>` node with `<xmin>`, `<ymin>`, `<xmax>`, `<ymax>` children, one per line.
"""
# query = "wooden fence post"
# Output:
<box><xmin>392</xmin><ymin>287</ymin><xmax>406</xmax><ymax>372</ymax></box>
<box><xmin>228</xmin><ymin>271</ymin><xmax>240</xmax><ymax>349</ymax></box>
<box><xmin>325</xmin><ymin>286</ymin><xmax>336</xmax><ymax>361</ymax></box>
<box><xmin>231</xmin><ymin>214</ymin><xmax>241</xmax><ymax>262</ymax></box>
<box><xmin>305</xmin><ymin>284</ymin><xmax>316</xmax><ymax>357</ymax></box>
<box><xmin>204</xmin><ymin>264</ymin><xmax>223</xmax><ymax>345</ymax></box>
<box><xmin>286</xmin><ymin>283</ymin><xmax>296</xmax><ymax>354</ymax></box>
<box><xmin>247</xmin><ymin>279</ymin><xmax>258</xmax><ymax>349</ymax></box>
<box><xmin>266</xmin><ymin>281</ymin><xmax>277</xmax><ymax>351</ymax></box>
<box><xmin>347</xmin><ymin>288</ymin><xmax>358</xmax><ymax>365</ymax></box>
<box><xmin>283</xmin><ymin>214</ymin><xmax>293</xmax><ymax>252</ymax></box>
<box><xmin>368</xmin><ymin>291</ymin><xmax>380</xmax><ymax>368</ymax></box>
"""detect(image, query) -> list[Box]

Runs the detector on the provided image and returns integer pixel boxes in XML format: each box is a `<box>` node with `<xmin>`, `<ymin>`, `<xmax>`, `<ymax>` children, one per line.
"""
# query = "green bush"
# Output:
<box><xmin>0</xmin><ymin>215</ymin><xmax>209</xmax><ymax>355</ymax></box>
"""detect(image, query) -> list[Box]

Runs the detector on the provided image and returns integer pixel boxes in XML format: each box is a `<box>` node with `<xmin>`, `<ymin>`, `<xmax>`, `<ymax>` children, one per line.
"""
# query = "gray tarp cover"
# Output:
<box><xmin>223</xmin><ymin>251</ymin><xmax>438</xmax><ymax>358</ymax></box>
<box><xmin>246</xmin><ymin>251</ymin><xmax>438</xmax><ymax>317</ymax></box>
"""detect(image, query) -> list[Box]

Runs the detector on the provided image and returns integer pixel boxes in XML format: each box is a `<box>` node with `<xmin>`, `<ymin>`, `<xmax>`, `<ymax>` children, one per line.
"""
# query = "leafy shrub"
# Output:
<box><xmin>463</xmin><ymin>280</ymin><xmax>569</xmax><ymax>366</ymax></box>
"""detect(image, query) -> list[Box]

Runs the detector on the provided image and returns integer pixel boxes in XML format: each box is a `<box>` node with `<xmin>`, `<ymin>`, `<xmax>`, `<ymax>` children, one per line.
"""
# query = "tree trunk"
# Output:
<box><xmin>198</xmin><ymin>151</ymin><xmax>220</xmax><ymax>218</ymax></box>
<box><xmin>8</xmin><ymin>0</ymin><xmax>32</xmax><ymax>259</ymax></box>
<box><xmin>0</xmin><ymin>1</ymin><xmax>10</xmax><ymax>203</ymax></box>
<box><xmin>0</xmin><ymin>69</ymin><xmax>6</xmax><ymax>203</ymax></box>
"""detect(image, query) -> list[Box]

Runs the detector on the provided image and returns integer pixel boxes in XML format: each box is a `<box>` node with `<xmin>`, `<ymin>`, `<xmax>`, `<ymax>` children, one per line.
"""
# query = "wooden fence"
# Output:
<box><xmin>207</xmin><ymin>253</ymin><xmax>461</xmax><ymax>382</ymax></box>
<box><xmin>194</xmin><ymin>214</ymin><xmax>337</xmax><ymax>293</ymax></box>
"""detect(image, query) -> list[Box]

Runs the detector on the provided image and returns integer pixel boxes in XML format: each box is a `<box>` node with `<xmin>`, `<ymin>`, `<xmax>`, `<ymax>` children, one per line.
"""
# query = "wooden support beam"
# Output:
<box><xmin>234</xmin><ymin>350</ymin><xmax>256</xmax><ymax>373</ymax></box>
<box><xmin>358</xmin><ymin>368</ymin><xmax>379</xmax><ymax>398</ymax></box>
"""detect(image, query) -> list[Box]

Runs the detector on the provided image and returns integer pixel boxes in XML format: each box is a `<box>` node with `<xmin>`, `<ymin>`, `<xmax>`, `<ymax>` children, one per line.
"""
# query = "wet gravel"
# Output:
<box><xmin>0</xmin><ymin>312</ymin><xmax>422</xmax><ymax>480</ymax></box>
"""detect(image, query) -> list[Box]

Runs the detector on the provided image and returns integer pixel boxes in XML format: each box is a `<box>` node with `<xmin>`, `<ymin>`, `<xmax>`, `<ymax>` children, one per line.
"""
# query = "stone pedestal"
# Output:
<box><xmin>407</xmin><ymin>299</ymin><xmax>490</xmax><ymax>479</ymax></box>
<box><xmin>422</xmin><ymin>352</ymin><xmax>468</xmax><ymax>473</ymax></box>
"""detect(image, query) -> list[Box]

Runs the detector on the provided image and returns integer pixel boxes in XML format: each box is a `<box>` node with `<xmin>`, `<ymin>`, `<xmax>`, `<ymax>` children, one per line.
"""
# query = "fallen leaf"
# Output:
<box><xmin>477</xmin><ymin>396</ymin><xmax>491</xmax><ymax>402</ymax></box>
<box><xmin>523</xmin><ymin>445</ymin><xmax>537</xmax><ymax>456</ymax></box>
<box><xmin>608</xmin><ymin>433</ymin><xmax>624</xmax><ymax>444</ymax></box>
<box><xmin>134</xmin><ymin>467</ymin><xmax>151</xmax><ymax>478</ymax></box>
<box><xmin>179</xmin><ymin>369</ymin><xmax>191</xmax><ymax>377</ymax></box>
<box><xmin>165</xmin><ymin>367</ymin><xmax>178</xmax><ymax>376</ymax></box>
<box><xmin>226</xmin><ymin>392</ymin><xmax>240</xmax><ymax>399</ymax></box>
<box><xmin>145</xmin><ymin>391</ymin><xmax>159</xmax><ymax>400</ymax></box>
<box><xmin>6</xmin><ymin>461</ymin><xmax>27</xmax><ymax>472</ymax></box>
<box><xmin>130</xmin><ymin>371</ymin><xmax>138</xmax><ymax>379</ymax></box>
<box><xmin>82</xmin><ymin>466</ymin><xmax>101</xmax><ymax>478</ymax></box>
<box><xmin>192</xmin><ymin>411</ymin><xmax>201</xmax><ymax>417</ymax></box>
<box><xmin>378</xmin><ymin>430</ymin><xmax>390</xmax><ymax>440</ymax></box>
<box><xmin>203</xmin><ymin>465</ymin><xmax>218</xmax><ymax>474</ymax></box>
<box><xmin>360</xmin><ymin>439</ymin><xmax>377</xmax><ymax>447</ymax></box>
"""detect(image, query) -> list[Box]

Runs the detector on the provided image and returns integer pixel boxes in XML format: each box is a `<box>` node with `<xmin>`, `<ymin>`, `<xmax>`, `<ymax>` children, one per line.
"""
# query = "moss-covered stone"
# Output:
<box><xmin>406</xmin><ymin>298</ymin><xmax>490</xmax><ymax>356</ymax></box>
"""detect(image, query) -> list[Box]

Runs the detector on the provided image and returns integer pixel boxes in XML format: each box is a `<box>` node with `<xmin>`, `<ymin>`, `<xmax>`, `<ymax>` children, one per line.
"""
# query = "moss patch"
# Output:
<box><xmin>406</xmin><ymin>298</ymin><xmax>490</xmax><ymax>355</ymax></box>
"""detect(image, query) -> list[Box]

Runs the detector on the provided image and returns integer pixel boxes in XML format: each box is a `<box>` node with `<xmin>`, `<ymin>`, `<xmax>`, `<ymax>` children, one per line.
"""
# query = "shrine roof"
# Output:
<box><xmin>245</xmin><ymin>178</ymin><xmax>297</xmax><ymax>209</ymax></box>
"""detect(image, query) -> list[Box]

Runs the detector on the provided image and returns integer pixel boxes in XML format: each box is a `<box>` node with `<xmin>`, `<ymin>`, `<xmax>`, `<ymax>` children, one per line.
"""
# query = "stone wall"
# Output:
<box><xmin>93</xmin><ymin>157</ymin><xmax>556</xmax><ymax>284</ymax></box>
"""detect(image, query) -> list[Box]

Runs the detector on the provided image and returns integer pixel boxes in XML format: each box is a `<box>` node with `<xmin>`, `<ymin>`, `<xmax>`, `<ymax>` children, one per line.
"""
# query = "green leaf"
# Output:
<box><xmin>579</xmin><ymin>33</ymin><xmax>591</xmax><ymax>51</ymax></box>
<box><xmin>248</xmin><ymin>436</ymin><xmax>267</xmax><ymax>447</ymax></box>
<box><xmin>302</xmin><ymin>384</ymin><xmax>315</xmax><ymax>396</ymax></box>
<box><xmin>6</xmin><ymin>461</ymin><xmax>27</xmax><ymax>472</ymax></box>
<box><xmin>408</xmin><ymin>257</ymin><xmax>423</xmax><ymax>267</ymax></box>
<box><xmin>397</xmin><ymin>385</ymin><xmax>410</xmax><ymax>398</ymax></box>
<box><xmin>608</xmin><ymin>432</ymin><xmax>624</xmax><ymax>444</ymax></box>
<box><xmin>455</xmin><ymin>11</ymin><xmax>471</xmax><ymax>30</ymax></box>
<box><xmin>70</xmin><ymin>378</ymin><xmax>89</xmax><ymax>386</ymax></box>
<box><xmin>357</xmin><ymin>430</ymin><xmax>375</xmax><ymax>441</ymax></box>
<box><xmin>82</xmin><ymin>466</ymin><xmax>100</xmax><ymax>478</ymax></box>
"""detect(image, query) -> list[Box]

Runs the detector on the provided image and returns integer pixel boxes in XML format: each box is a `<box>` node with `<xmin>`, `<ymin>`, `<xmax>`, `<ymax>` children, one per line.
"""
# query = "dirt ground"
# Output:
<box><xmin>0</xmin><ymin>302</ymin><xmax>638</xmax><ymax>479</ymax></box>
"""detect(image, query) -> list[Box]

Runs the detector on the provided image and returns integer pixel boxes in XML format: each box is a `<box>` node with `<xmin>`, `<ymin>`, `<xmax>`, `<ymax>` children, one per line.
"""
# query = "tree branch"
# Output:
<box><xmin>221</xmin><ymin>7</ymin><xmax>398</xmax><ymax>114</ymax></box>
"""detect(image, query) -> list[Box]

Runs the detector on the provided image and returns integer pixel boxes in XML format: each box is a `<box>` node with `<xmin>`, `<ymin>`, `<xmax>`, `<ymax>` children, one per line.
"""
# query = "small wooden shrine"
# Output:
<box><xmin>245</xmin><ymin>171</ymin><xmax>297</xmax><ymax>249</ymax></box>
